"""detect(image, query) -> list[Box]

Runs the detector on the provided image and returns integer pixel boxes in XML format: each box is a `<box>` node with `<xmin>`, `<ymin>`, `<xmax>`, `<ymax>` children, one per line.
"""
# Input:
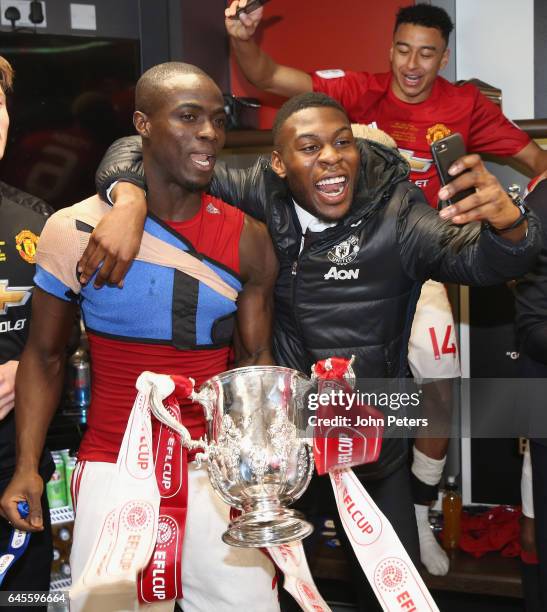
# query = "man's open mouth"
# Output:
<box><xmin>190</xmin><ymin>153</ymin><xmax>215</xmax><ymax>171</ymax></box>
<box><xmin>315</xmin><ymin>175</ymin><xmax>348</xmax><ymax>198</ymax></box>
<box><xmin>402</xmin><ymin>74</ymin><xmax>422</xmax><ymax>87</ymax></box>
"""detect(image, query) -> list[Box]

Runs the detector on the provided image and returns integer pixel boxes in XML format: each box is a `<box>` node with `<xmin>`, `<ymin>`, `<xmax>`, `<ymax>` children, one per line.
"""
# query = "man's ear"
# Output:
<box><xmin>440</xmin><ymin>47</ymin><xmax>450</xmax><ymax>71</ymax></box>
<box><xmin>271</xmin><ymin>150</ymin><xmax>287</xmax><ymax>179</ymax></box>
<box><xmin>133</xmin><ymin>111</ymin><xmax>151</xmax><ymax>138</ymax></box>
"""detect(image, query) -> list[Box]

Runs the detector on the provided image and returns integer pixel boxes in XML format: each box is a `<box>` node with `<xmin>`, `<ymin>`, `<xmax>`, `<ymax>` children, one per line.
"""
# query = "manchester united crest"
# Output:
<box><xmin>327</xmin><ymin>235</ymin><xmax>360</xmax><ymax>265</ymax></box>
<box><xmin>15</xmin><ymin>230</ymin><xmax>39</xmax><ymax>264</ymax></box>
<box><xmin>426</xmin><ymin>123</ymin><xmax>452</xmax><ymax>145</ymax></box>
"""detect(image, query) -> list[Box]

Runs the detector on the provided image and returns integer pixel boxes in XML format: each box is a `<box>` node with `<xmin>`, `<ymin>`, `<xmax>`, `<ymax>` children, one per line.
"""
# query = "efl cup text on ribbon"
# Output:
<box><xmin>138</xmin><ymin>436</ymin><xmax>150</xmax><ymax>470</ymax></box>
<box><xmin>161</xmin><ymin>437</ymin><xmax>175</xmax><ymax>490</ymax></box>
<box><xmin>332</xmin><ymin>471</ymin><xmax>382</xmax><ymax>545</ymax></box>
<box><xmin>120</xmin><ymin>535</ymin><xmax>141</xmax><ymax>571</ymax></box>
<box><xmin>295</xmin><ymin>579</ymin><xmax>330</xmax><ymax>612</ymax></box>
<box><xmin>397</xmin><ymin>591</ymin><xmax>417</xmax><ymax>611</ymax></box>
<box><xmin>150</xmin><ymin>550</ymin><xmax>167</xmax><ymax>600</ymax></box>
<box><xmin>276</xmin><ymin>543</ymin><xmax>302</xmax><ymax>567</ymax></box>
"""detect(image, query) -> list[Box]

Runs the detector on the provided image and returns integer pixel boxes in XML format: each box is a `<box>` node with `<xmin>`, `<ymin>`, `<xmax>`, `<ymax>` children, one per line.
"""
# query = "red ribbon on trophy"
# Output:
<box><xmin>310</xmin><ymin>356</ymin><xmax>384</xmax><ymax>474</ymax></box>
<box><xmin>138</xmin><ymin>392</ymin><xmax>188</xmax><ymax>604</ymax></box>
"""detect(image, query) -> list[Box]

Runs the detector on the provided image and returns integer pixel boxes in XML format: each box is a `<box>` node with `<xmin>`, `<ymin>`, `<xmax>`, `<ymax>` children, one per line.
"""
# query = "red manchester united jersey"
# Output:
<box><xmin>311</xmin><ymin>70</ymin><xmax>530</xmax><ymax>206</ymax></box>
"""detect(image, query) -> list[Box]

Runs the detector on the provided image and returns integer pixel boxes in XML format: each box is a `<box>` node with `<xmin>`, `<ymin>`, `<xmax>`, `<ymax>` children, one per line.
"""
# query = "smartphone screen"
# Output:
<box><xmin>430</xmin><ymin>133</ymin><xmax>475</xmax><ymax>206</ymax></box>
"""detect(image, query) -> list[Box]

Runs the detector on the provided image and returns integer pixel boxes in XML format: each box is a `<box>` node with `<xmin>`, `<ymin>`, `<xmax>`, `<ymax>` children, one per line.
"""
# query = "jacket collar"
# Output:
<box><xmin>342</xmin><ymin>139</ymin><xmax>410</xmax><ymax>227</ymax></box>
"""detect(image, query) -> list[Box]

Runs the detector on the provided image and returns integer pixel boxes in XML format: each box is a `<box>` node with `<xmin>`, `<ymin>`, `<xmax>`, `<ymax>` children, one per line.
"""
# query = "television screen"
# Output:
<box><xmin>0</xmin><ymin>33</ymin><xmax>140</xmax><ymax>210</ymax></box>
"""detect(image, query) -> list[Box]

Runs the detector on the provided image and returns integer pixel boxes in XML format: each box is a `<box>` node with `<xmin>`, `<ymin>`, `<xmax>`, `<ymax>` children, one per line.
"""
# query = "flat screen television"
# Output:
<box><xmin>0</xmin><ymin>33</ymin><xmax>140</xmax><ymax>210</ymax></box>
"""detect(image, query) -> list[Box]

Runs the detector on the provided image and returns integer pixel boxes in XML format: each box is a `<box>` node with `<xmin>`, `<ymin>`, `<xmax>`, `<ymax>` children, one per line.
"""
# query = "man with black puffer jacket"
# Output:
<box><xmin>88</xmin><ymin>92</ymin><xmax>540</xmax><ymax>610</ymax></box>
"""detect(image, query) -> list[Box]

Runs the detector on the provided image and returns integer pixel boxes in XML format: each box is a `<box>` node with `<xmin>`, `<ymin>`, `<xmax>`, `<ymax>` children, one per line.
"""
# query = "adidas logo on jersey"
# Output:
<box><xmin>206</xmin><ymin>203</ymin><xmax>220</xmax><ymax>214</ymax></box>
<box><xmin>324</xmin><ymin>266</ymin><xmax>360</xmax><ymax>280</ymax></box>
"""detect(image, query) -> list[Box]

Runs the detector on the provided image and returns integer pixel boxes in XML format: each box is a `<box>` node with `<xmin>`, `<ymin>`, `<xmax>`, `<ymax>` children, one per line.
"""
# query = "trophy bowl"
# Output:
<box><xmin>196</xmin><ymin>365</ymin><xmax>314</xmax><ymax>547</ymax></box>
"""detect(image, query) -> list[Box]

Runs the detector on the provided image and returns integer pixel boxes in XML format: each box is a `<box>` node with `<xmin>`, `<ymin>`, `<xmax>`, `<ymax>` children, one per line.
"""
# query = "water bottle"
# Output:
<box><xmin>68</xmin><ymin>347</ymin><xmax>90</xmax><ymax>419</ymax></box>
<box><xmin>442</xmin><ymin>476</ymin><xmax>462</xmax><ymax>551</ymax></box>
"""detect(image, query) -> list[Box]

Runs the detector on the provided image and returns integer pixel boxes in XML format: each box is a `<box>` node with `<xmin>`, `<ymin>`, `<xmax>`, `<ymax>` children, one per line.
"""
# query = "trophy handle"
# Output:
<box><xmin>172</xmin><ymin>375</ymin><xmax>216</xmax><ymax>422</ymax></box>
<box><xmin>149</xmin><ymin>377</ymin><xmax>209</xmax><ymax>453</ymax></box>
<box><xmin>192</xmin><ymin>387</ymin><xmax>216</xmax><ymax>422</ymax></box>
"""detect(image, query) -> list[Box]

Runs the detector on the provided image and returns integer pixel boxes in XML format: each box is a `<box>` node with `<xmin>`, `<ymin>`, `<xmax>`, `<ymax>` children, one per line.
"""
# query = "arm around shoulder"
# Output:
<box><xmin>82</xmin><ymin>136</ymin><xmax>147</xmax><ymax>287</ymax></box>
<box><xmin>210</xmin><ymin>158</ymin><xmax>270</xmax><ymax>222</ymax></box>
<box><xmin>95</xmin><ymin>136</ymin><xmax>145</xmax><ymax>201</ymax></box>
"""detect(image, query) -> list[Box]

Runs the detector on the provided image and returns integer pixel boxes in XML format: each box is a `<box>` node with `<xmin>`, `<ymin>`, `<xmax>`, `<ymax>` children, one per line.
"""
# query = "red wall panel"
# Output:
<box><xmin>230</xmin><ymin>0</ymin><xmax>410</xmax><ymax>127</ymax></box>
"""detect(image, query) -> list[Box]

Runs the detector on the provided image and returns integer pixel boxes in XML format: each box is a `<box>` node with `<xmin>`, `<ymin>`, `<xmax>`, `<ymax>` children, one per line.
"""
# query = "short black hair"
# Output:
<box><xmin>272</xmin><ymin>92</ymin><xmax>348</xmax><ymax>146</ymax></box>
<box><xmin>135</xmin><ymin>61</ymin><xmax>217</xmax><ymax>114</ymax></box>
<box><xmin>394</xmin><ymin>4</ymin><xmax>454</xmax><ymax>45</ymax></box>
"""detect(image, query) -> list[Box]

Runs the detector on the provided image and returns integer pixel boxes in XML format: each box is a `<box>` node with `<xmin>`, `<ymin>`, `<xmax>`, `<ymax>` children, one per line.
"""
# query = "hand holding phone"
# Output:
<box><xmin>431</xmin><ymin>133</ymin><xmax>475</xmax><ymax>207</ymax></box>
<box><xmin>435</xmin><ymin>152</ymin><xmax>526</xmax><ymax>238</ymax></box>
<box><xmin>227</xmin><ymin>0</ymin><xmax>270</xmax><ymax>20</ymax></box>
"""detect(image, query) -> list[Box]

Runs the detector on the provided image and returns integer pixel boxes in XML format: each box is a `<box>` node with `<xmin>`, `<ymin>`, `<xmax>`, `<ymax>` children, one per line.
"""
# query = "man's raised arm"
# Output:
<box><xmin>225</xmin><ymin>0</ymin><xmax>312</xmax><ymax>98</ymax></box>
<box><xmin>0</xmin><ymin>290</ymin><xmax>77</xmax><ymax>532</ymax></box>
<box><xmin>232</xmin><ymin>215</ymin><xmax>278</xmax><ymax>366</ymax></box>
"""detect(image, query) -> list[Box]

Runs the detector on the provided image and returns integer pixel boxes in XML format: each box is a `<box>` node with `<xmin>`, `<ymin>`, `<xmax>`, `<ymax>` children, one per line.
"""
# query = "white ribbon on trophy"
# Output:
<box><xmin>70</xmin><ymin>373</ymin><xmax>169</xmax><ymax>599</ymax></box>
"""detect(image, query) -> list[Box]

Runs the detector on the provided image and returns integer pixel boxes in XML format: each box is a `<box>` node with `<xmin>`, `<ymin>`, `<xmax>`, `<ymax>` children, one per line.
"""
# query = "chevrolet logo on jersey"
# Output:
<box><xmin>399</xmin><ymin>148</ymin><xmax>433</xmax><ymax>173</ymax></box>
<box><xmin>0</xmin><ymin>280</ymin><xmax>32</xmax><ymax>315</ymax></box>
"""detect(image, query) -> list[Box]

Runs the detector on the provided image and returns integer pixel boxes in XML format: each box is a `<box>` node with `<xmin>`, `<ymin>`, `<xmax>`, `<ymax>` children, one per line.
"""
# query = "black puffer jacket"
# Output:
<box><xmin>96</xmin><ymin>136</ymin><xmax>542</xmax><ymax>478</ymax></box>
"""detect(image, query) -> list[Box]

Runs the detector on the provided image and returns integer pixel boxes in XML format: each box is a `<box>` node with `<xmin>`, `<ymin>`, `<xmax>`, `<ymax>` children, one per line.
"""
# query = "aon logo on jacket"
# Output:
<box><xmin>324</xmin><ymin>266</ymin><xmax>360</xmax><ymax>280</ymax></box>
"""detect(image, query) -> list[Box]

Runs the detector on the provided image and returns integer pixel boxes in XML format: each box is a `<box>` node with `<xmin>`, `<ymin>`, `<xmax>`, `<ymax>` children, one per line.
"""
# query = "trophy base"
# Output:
<box><xmin>222</xmin><ymin>508</ymin><xmax>313</xmax><ymax>548</ymax></box>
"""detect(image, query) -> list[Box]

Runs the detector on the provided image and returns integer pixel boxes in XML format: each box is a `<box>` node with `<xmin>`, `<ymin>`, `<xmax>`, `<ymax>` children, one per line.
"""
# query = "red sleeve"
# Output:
<box><xmin>527</xmin><ymin>174</ymin><xmax>546</xmax><ymax>194</ymax></box>
<box><xmin>310</xmin><ymin>70</ymin><xmax>373</xmax><ymax>119</ymax></box>
<box><xmin>467</xmin><ymin>88</ymin><xmax>531</xmax><ymax>157</ymax></box>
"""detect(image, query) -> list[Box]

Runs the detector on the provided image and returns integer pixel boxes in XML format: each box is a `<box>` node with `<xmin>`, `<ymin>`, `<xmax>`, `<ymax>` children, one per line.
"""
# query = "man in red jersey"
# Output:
<box><xmin>0</xmin><ymin>62</ymin><xmax>280</xmax><ymax>611</ymax></box>
<box><xmin>225</xmin><ymin>2</ymin><xmax>546</xmax><ymax>206</ymax></box>
<box><xmin>223</xmin><ymin>0</ymin><xmax>547</xmax><ymax>577</ymax></box>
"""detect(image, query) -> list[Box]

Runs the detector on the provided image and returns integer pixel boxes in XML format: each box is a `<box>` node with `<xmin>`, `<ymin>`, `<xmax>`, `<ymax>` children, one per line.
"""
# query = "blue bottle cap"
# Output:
<box><xmin>16</xmin><ymin>501</ymin><xmax>29</xmax><ymax>519</ymax></box>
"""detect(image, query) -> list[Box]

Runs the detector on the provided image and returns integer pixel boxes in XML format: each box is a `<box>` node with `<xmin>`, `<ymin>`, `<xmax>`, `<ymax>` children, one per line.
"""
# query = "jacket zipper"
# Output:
<box><xmin>290</xmin><ymin>255</ymin><xmax>306</xmax><ymax>341</ymax></box>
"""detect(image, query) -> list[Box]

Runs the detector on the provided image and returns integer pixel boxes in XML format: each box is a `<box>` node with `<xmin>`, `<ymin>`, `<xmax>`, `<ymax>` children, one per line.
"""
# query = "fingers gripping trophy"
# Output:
<box><xmin>149</xmin><ymin>365</ymin><xmax>315</xmax><ymax>547</ymax></box>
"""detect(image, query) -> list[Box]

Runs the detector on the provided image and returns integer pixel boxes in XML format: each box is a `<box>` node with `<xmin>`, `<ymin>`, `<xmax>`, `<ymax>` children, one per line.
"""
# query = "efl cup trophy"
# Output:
<box><xmin>150</xmin><ymin>366</ymin><xmax>315</xmax><ymax>547</ymax></box>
